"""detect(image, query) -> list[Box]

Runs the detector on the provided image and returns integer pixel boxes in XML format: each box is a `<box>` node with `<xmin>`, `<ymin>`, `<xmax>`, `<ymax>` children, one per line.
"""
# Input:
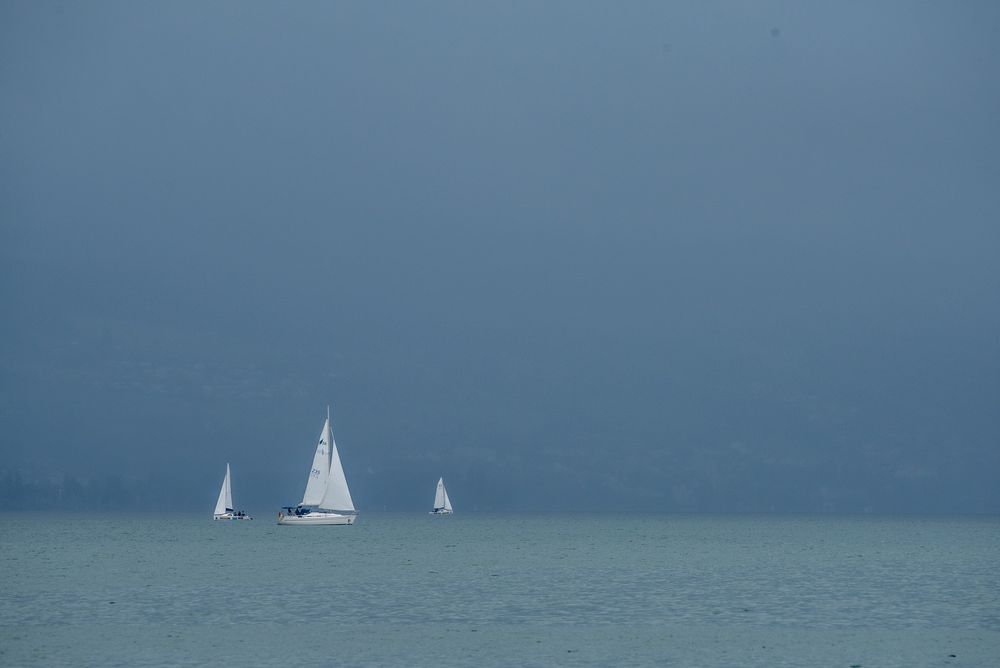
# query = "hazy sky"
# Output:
<box><xmin>2</xmin><ymin>1</ymin><xmax>998</xmax><ymax>512</ymax></box>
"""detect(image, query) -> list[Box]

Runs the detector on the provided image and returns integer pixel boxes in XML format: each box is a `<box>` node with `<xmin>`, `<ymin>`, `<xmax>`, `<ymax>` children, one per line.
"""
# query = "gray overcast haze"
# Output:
<box><xmin>1</xmin><ymin>1</ymin><xmax>998</xmax><ymax>513</ymax></box>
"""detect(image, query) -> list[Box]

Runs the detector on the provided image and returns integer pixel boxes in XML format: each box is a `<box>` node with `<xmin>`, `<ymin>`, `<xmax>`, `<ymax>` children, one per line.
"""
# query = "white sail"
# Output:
<box><xmin>214</xmin><ymin>463</ymin><xmax>233</xmax><ymax>515</ymax></box>
<box><xmin>301</xmin><ymin>417</ymin><xmax>331</xmax><ymax>506</ymax></box>
<box><xmin>318</xmin><ymin>423</ymin><xmax>355</xmax><ymax>512</ymax></box>
<box><xmin>434</xmin><ymin>477</ymin><xmax>446</xmax><ymax>510</ymax></box>
<box><xmin>433</xmin><ymin>477</ymin><xmax>452</xmax><ymax>512</ymax></box>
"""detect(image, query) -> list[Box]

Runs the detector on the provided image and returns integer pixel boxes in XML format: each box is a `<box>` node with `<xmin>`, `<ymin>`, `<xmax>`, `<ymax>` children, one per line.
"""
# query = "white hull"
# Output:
<box><xmin>214</xmin><ymin>513</ymin><xmax>252</xmax><ymax>521</ymax></box>
<box><xmin>277</xmin><ymin>511</ymin><xmax>355</xmax><ymax>526</ymax></box>
<box><xmin>429</xmin><ymin>509</ymin><xmax>453</xmax><ymax>515</ymax></box>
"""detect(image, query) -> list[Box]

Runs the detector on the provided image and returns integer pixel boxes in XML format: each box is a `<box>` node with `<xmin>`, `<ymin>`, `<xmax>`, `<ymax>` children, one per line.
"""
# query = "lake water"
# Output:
<box><xmin>1</xmin><ymin>513</ymin><xmax>997</xmax><ymax>666</ymax></box>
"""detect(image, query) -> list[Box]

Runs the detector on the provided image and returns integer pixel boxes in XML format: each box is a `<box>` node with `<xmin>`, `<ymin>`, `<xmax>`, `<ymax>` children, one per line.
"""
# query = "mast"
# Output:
<box><xmin>225</xmin><ymin>463</ymin><xmax>233</xmax><ymax>512</ymax></box>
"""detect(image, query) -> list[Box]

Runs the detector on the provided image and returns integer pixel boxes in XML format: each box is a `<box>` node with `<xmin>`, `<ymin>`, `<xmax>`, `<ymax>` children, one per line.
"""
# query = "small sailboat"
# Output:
<box><xmin>277</xmin><ymin>407</ymin><xmax>357</xmax><ymax>526</ymax></box>
<box><xmin>430</xmin><ymin>477</ymin><xmax>453</xmax><ymax>514</ymax></box>
<box><xmin>213</xmin><ymin>463</ymin><xmax>252</xmax><ymax>520</ymax></box>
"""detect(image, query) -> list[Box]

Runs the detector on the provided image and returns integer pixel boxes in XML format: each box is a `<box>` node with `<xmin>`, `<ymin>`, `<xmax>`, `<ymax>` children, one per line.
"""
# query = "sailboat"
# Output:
<box><xmin>430</xmin><ymin>477</ymin><xmax>453</xmax><ymax>515</ymax></box>
<box><xmin>213</xmin><ymin>463</ymin><xmax>252</xmax><ymax>520</ymax></box>
<box><xmin>277</xmin><ymin>408</ymin><xmax>357</xmax><ymax>526</ymax></box>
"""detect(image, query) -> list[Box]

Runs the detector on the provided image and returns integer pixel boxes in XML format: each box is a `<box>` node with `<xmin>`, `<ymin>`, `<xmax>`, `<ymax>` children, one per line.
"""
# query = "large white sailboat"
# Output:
<box><xmin>213</xmin><ymin>463</ymin><xmax>252</xmax><ymax>520</ymax></box>
<box><xmin>430</xmin><ymin>477</ymin><xmax>453</xmax><ymax>515</ymax></box>
<box><xmin>277</xmin><ymin>408</ymin><xmax>357</xmax><ymax>526</ymax></box>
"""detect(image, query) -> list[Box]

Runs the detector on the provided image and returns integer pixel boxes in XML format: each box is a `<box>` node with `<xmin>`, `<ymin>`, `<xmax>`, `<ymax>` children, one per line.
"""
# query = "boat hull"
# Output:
<box><xmin>214</xmin><ymin>513</ymin><xmax>252</xmax><ymax>520</ymax></box>
<box><xmin>277</xmin><ymin>512</ymin><xmax>355</xmax><ymax>526</ymax></box>
<box><xmin>429</xmin><ymin>509</ymin><xmax>453</xmax><ymax>515</ymax></box>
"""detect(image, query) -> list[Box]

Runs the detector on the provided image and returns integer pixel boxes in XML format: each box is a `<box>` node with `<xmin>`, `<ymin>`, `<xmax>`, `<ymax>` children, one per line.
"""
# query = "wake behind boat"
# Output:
<box><xmin>213</xmin><ymin>463</ymin><xmax>252</xmax><ymax>520</ymax></box>
<box><xmin>430</xmin><ymin>477</ymin><xmax>453</xmax><ymax>514</ymax></box>
<box><xmin>278</xmin><ymin>408</ymin><xmax>357</xmax><ymax>526</ymax></box>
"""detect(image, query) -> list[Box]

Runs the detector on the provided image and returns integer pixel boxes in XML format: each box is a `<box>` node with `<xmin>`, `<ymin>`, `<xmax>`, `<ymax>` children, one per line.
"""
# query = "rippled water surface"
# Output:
<box><xmin>1</xmin><ymin>513</ymin><xmax>997</xmax><ymax>666</ymax></box>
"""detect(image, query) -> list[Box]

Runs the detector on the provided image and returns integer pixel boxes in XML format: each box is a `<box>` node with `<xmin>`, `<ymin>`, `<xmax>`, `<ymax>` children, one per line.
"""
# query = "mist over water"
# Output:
<box><xmin>1</xmin><ymin>2</ymin><xmax>998</xmax><ymax>513</ymax></box>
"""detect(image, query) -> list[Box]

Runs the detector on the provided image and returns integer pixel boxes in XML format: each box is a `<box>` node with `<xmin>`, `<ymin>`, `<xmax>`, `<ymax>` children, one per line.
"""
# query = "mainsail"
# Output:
<box><xmin>301</xmin><ymin>417</ymin><xmax>331</xmax><ymax>506</ymax></box>
<box><xmin>318</xmin><ymin>423</ymin><xmax>355</xmax><ymax>513</ymax></box>
<box><xmin>214</xmin><ymin>463</ymin><xmax>233</xmax><ymax>515</ymax></box>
